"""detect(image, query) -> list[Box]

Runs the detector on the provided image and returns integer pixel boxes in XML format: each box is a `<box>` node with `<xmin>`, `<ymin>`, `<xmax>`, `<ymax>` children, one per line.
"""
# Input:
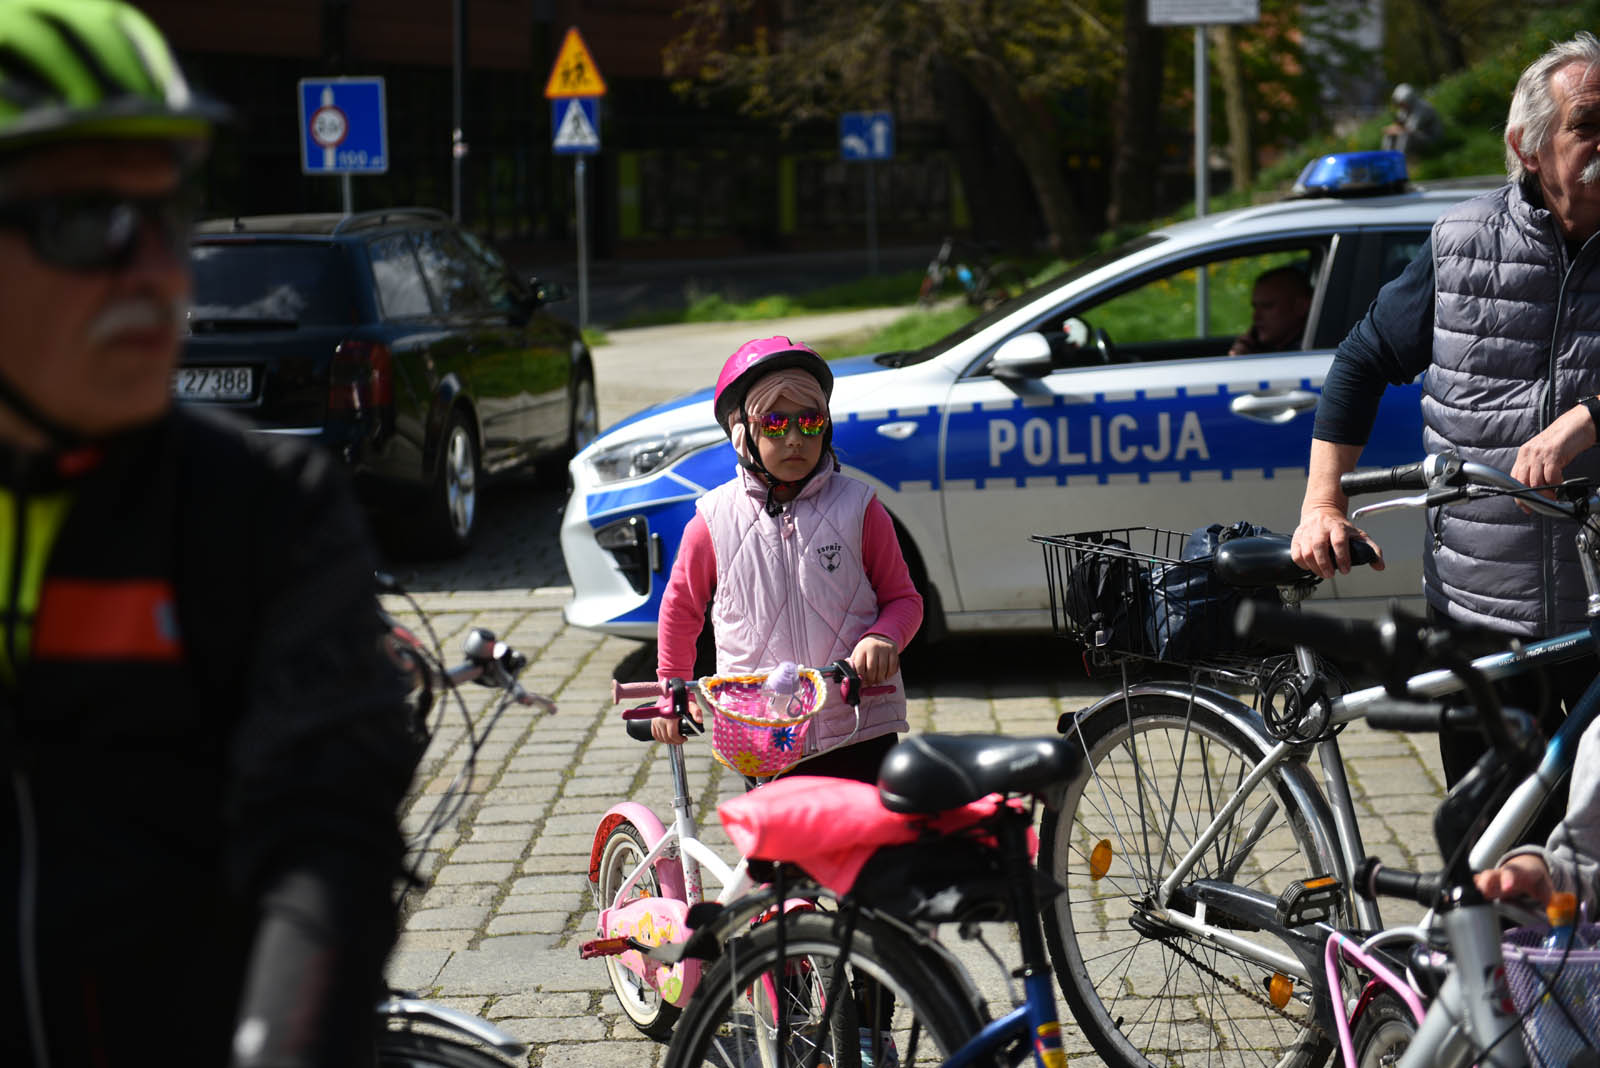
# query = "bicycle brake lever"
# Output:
<box><xmin>1351</xmin><ymin>493</ymin><xmax>1429</xmax><ymax>520</ymax></box>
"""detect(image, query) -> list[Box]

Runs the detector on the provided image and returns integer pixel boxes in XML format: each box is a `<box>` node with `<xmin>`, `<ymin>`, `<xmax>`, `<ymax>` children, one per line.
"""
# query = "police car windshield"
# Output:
<box><xmin>876</xmin><ymin>234</ymin><xmax>1168</xmax><ymax>368</ymax></box>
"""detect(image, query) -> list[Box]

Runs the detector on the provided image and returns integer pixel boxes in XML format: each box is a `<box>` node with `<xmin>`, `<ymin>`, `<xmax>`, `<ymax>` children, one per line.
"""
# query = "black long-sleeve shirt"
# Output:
<box><xmin>1312</xmin><ymin>236</ymin><xmax>1437</xmax><ymax>446</ymax></box>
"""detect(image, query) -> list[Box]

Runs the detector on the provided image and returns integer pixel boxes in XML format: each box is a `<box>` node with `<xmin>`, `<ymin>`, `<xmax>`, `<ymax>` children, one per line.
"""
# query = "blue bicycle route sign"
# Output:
<box><xmin>839</xmin><ymin>111</ymin><xmax>894</xmax><ymax>161</ymax></box>
<box><xmin>298</xmin><ymin>77</ymin><xmax>388</xmax><ymax>175</ymax></box>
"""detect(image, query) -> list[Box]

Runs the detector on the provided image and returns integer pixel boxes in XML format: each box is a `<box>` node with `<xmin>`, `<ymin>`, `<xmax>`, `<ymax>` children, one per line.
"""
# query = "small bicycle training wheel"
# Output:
<box><xmin>1040</xmin><ymin>692</ymin><xmax>1343</xmax><ymax>1068</ymax></box>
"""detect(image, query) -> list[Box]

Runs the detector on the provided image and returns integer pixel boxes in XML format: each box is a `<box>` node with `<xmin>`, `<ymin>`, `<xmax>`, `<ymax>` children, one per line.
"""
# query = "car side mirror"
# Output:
<box><xmin>530</xmin><ymin>278</ymin><xmax>570</xmax><ymax>306</ymax></box>
<box><xmin>989</xmin><ymin>333</ymin><xmax>1055</xmax><ymax>382</ymax></box>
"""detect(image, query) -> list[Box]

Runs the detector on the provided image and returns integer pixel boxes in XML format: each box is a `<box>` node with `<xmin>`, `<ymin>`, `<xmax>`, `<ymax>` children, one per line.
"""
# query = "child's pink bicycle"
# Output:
<box><xmin>580</xmin><ymin>659</ymin><xmax>871</xmax><ymax>1039</ymax></box>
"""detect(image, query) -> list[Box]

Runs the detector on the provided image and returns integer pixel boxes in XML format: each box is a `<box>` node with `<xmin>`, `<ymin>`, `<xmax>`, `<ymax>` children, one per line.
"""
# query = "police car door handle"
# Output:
<box><xmin>1229</xmin><ymin>390</ymin><xmax>1319</xmax><ymax>425</ymax></box>
<box><xmin>877</xmin><ymin>421</ymin><xmax>919</xmax><ymax>440</ymax></box>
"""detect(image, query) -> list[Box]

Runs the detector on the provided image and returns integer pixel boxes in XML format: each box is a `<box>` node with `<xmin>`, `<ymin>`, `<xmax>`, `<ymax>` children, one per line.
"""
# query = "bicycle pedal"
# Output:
<box><xmin>577</xmin><ymin>936</ymin><xmax>630</xmax><ymax>960</ymax></box>
<box><xmin>1275</xmin><ymin>874</ymin><xmax>1341</xmax><ymax>927</ymax></box>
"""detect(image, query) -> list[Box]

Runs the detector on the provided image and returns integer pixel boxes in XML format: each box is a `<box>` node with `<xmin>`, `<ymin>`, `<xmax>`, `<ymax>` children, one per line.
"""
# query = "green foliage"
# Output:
<box><xmin>823</xmin><ymin>304</ymin><xmax>979</xmax><ymax>360</ymax></box>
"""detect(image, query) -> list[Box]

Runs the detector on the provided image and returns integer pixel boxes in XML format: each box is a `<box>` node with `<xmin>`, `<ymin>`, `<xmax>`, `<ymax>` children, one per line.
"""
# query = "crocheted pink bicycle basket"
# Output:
<box><xmin>702</xmin><ymin>667</ymin><xmax>826</xmax><ymax>778</ymax></box>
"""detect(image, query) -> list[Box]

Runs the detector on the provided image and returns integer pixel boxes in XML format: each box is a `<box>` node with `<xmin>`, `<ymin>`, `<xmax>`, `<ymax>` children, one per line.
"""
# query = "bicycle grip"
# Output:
<box><xmin>1355</xmin><ymin>857</ymin><xmax>1442</xmax><ymax>906</ymax></box>
<box><xmin>612</xmin><ymin>679</ymin><xmax>664</xmax><ymax>703</ymax></box>
<box><xmin>626</xmin><ymin>718</ymin><xmax>655</xmax><ymax>742</ymax></box>
<box><xmin>1234</xmin><ymin>601</ymin><xmax>1388</xmax><ymax>661</ymax></box>
<box><xmin>1341</xmin><ymin>461</ymin><xmax>1427</xmax><ymax>496</ymax></box>
<box><xmin>1364</xmin><ymin>699</ymin><xmax>1447</xmax><ymax>733</ymax></box>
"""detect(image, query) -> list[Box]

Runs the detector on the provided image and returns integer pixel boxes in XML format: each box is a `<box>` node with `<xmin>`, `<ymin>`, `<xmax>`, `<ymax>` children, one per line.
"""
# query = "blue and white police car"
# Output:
<box><xmin>562</xmin><ymin>154</ymin><xmax>1499</xmax><ymax>642</ymax></box>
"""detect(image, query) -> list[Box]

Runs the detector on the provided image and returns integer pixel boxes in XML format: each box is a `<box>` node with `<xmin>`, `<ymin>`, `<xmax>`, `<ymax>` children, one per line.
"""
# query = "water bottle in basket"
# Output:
<box><xmin>1530</xmin><ymin>892</ymin><xmax>1590</xmax><ymax>1056</ymax></box>
<box><xmin>763</xmin><ymin>661</ymin><xmax>799</xmax><ymax>718</ymax></box>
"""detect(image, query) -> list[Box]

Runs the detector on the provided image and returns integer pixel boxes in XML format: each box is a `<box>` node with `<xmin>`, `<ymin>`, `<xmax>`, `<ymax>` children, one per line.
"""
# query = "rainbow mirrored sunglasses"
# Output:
<box><xmin>757</xmin><ymin>409</ymin><xmax>829</xmax><ymax>438</ymax></box>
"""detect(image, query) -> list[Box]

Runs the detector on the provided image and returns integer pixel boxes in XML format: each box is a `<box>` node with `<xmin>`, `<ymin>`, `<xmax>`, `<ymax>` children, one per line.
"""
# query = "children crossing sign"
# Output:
<box><xmin>552</xmin><ymin>97</ymin><xmax>600</xmax><ymax>155</ymax></box>
<box><xmin>544</xmin><ymin>27</ymin><xmax>606</xmax><ymax>98</ymax></box>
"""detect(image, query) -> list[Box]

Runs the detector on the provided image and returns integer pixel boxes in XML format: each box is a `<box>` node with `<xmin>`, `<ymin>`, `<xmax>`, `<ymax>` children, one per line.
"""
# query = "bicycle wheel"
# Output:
<box><xmin>1041</xmin><ymin>691</ymin><xmax>1341</xmax><ymax>1068</ymax></box>
<box><xmin>378</xmin><ymin>1030</ymin><xmax>513</xmax><ymax>1067</ymax></box>
<box><xmin>597</xmin><ymin>820</ymin><xmax>682</xmax><ymax>1039</ymax></box>
<box><xmin>1351</xmin><ymin>991</ymin><xmax>1415</xmax><ymax>1068</ymax></box>
<box><xmin>666</xmin><ymin>911</ymin><xmax>984</xmax><ymax>1068</ymax></box>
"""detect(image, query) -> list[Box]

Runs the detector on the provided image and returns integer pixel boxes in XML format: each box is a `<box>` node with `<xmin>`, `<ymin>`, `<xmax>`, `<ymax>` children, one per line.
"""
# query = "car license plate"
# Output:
<box><xmin>174</xmin><ymin>366</ymin><xmax>253</xmax><ymax>401</ymax></box>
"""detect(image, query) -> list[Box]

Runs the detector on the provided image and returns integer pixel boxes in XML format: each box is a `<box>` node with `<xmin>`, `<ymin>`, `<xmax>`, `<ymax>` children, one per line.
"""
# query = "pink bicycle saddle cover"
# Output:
<box><xmin>717</xmin><ymin>775</ymin><xmax>1017</xmax><ymax>894</ymax></box>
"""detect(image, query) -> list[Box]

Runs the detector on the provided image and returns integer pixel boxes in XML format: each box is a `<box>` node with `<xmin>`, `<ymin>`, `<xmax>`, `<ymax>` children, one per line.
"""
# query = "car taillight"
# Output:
<box><xmin>329</xmin><ymin>340</ymin><xmax>393</xmax><ymax>412</ymax></box>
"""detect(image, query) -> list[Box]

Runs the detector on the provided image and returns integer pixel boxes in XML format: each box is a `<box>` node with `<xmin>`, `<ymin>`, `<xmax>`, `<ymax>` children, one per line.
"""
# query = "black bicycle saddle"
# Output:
<box><xmin>876</xmin><ymin>733</ymin><xmax>1080</xmax><ymax>814</ymax></box>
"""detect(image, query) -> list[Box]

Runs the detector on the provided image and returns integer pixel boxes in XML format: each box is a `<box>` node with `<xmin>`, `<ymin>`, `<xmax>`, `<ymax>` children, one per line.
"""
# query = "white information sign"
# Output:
<box><xmin>1148</xmin><ymin>0</ymin><xmax>1259</xmax><ymax>25</ymax></box>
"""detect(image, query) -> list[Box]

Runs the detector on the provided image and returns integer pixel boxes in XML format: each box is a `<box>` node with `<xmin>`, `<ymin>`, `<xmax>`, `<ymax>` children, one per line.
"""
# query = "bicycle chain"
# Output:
<box><xmin>1156</xmin><ymin>927</ymin><xmax>1334</xmax><ymax>1047</ymax></box>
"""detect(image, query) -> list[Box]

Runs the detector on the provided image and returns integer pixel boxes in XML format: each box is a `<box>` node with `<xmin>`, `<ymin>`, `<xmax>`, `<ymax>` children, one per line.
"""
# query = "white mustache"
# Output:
<box><xmin>86</xmin><ymin>298</ymin><xmax>182</xmax><ymax>345</ymax></box>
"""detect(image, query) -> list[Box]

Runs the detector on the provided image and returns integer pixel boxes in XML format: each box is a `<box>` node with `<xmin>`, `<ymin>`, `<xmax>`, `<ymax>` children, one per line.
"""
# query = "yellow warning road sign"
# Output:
<box><xmin>544</xmin><ymin>27</ymin><xmax>606</xmax><ymax>99</ymax></box>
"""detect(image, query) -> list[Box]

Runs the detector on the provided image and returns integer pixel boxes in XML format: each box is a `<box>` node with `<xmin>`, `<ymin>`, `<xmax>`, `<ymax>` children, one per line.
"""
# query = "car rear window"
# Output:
<box><xmin>189</xmin><ymin>243</ymin><xmax>357</xmax><ymax>326</ymax></box>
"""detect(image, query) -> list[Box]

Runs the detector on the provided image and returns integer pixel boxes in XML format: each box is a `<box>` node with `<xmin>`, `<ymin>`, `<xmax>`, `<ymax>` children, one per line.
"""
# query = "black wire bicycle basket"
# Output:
<box><xmin>1032</xmin><ymin>526</ymin><xmax>1274</xmax><ymax>675</ymax></box>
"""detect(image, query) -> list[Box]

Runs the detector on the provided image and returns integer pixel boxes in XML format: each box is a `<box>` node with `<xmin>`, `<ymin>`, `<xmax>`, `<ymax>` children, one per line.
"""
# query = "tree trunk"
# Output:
<box><xmin>1209</xmin><ymin>24</ymin><xmax>1253</xmax><ymax>193</ymax></box>
<box><xmin>1413</xmin><ymin>0</ymin><xmax>1466</xmax><ymax>78</ymax></box>
<box><xmin>953</xmin><ymin>51</ymin><xmax>1082</xmax><ymax>254</ymax></box>
<box><xmin>1108</xmin><ymin>0</ymin><xmax>1165</xmax><ymax>226</ymax></box>
<box><xmin>931</xmin><ymin>59</ymin><xmax>1039</xmax><ymax>247</ymax></box>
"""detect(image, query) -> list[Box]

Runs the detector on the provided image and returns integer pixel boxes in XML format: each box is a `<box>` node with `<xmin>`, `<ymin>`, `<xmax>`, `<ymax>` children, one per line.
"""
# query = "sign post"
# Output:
<box><xmin>839</xmin><ymin>111</ymin><xmax>894</xmax><ymax>274</ymax></box>
<box><xmin>1146</xmin><ymin>0</ymin><xmax>1258</xmax><ymax>334</ymax></box>
<box><xmin>298</xmin><ymin>77</ymin><xmax>388</xmax><ymax>215</ymax></box>
<box><xmin>545</xmin><ymin>28</ymin><xmax>606</xmax><ymax>330</ymax></box>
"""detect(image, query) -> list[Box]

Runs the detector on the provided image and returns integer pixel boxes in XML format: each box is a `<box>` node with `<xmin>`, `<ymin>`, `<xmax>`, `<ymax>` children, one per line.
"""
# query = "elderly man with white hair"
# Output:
<box><xmin>1291</xmin><ymin>32</ymin><xmax>1600</xmax><ymax>828</ymax></box>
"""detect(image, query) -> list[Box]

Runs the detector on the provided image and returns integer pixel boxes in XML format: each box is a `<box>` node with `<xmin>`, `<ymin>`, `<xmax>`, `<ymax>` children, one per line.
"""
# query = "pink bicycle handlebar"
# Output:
<box><xmin>612</xmin><ymin>679</ymin><xmax>666</xmax><ymax>703</ymax></box>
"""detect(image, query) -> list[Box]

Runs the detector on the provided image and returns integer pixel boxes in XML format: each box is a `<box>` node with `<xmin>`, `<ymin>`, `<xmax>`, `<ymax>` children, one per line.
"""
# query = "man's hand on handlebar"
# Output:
<box><xmin>1473</xmin><ymin>853</ymin><xmax>1553</xmax><ymax>905</ymax></box>
<box><xmin>1512</xmin><ymin>405</ymin><xmax>1597</xmax><ymax>507</ymax></box>
<box><xmin>1291</xmin><ymin>506</ymin><xmax>1386</xmax><ymax>580</ymax></box>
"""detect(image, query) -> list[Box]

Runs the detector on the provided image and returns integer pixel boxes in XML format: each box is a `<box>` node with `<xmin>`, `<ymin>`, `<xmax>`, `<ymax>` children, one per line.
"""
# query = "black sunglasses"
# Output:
<box><xmin>0</xmin><ymin>189</ymin><xmax>196</xmax><ymax>272</ymax></box>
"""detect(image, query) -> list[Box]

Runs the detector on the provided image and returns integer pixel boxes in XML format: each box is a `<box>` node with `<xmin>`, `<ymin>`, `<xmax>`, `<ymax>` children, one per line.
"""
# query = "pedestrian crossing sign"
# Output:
<box><xmin>552</xmin><ymin>97</ymin><xmax>600</xmax><ymax>155</ymax></box>
<box><xmin>544</xmin><ymin>27</ymin><xmax>606</xmax><ymax>98</ymax></box>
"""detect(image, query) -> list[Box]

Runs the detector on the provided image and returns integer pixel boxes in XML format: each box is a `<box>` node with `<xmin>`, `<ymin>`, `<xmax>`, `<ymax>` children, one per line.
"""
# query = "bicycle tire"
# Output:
<box><xmin>665</xmin><ymin>910</ymin><xmax>985</xmax><ymax>1068</ymax></box>
<box><xmin>1040</xmin><ymin>692</ymin><xmax>1342</xmax><ymax>1068</ymax></box>
<box><xmin>975</xmin><ymin>262</ymin><xmax>1028</xmax><ymax>309</ymax></box>
<box><xmin>597</xmin><ymin>820</ymin><xmax>682</xmax><ymax>1039</ymax></box>
<box><xmin>1351</xmin><ymin>990</ymin><xmax>1415</xmax><ymax>1068</ymax></box>
<box><xmin>378</xmin><ymin>1030</ymin><xmax>514</xmax><ymax>1067</ymax></box>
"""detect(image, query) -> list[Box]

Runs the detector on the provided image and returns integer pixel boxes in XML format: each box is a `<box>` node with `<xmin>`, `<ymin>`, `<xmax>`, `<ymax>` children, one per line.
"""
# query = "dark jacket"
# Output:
<box><xmin>0</xmin><ymin>406</ymin><xmax>415</xmax><ymax>1066</ymax></box>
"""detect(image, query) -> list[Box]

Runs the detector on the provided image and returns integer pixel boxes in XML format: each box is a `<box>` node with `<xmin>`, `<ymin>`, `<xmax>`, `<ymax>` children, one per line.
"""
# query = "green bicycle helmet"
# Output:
<box><xmin>0</xmin><ymin>0</ymin><xmax>227</xmax><ymax>156</ymax></box>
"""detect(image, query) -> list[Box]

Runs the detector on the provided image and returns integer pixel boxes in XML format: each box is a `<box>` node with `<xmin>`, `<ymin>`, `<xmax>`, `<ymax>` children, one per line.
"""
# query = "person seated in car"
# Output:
<box><xmin>1229</xmin><ymin>266</ymin><xmax>1313</xmax><ymax>356</ymax></box>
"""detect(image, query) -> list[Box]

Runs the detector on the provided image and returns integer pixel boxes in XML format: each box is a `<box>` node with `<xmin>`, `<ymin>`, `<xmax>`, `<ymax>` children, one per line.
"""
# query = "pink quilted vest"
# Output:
<box><xmin>697</xmin><ymin>464</ymin><xmax>908</xmax><ymax>753</ymax></box>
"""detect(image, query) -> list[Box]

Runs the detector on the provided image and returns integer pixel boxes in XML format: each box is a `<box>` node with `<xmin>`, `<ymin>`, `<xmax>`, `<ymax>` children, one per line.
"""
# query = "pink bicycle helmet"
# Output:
<box><xmin>712</xmin><ymin>336</ymin><xmax>833</xmax><ymax>433</ymax></box>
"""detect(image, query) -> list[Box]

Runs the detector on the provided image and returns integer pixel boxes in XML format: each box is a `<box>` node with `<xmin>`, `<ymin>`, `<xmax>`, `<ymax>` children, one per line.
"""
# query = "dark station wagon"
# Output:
<box><xmin>181</xmin><ymin>207</ymin><xmax>597</xmax><ymax>554</ymax></box>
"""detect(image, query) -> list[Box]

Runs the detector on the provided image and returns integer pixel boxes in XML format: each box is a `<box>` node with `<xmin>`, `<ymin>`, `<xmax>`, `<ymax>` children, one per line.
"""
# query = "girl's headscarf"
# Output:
<box><xmin>727</xmin><ymin>368</ymin><xmax>830</xmax><ymax>467</ymax></box>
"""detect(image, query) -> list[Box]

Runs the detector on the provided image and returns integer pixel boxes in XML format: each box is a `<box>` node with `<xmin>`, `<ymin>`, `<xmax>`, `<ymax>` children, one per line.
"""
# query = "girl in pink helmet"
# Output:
<box><xmin>651</xmin><ymin>336</ymin><xmax>923</xmax><ymax>784</ymax></box>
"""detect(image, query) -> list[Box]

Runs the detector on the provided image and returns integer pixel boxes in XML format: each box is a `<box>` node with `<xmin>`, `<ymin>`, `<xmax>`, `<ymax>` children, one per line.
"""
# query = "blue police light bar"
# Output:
<box><xmin>1291</xmin><ymin>150</ymin><xmax>1409</xmax><ymax>198</ymax></box>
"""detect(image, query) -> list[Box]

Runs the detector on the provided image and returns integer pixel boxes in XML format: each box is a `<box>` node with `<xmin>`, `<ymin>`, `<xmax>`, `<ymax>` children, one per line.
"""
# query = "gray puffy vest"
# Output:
<box><xmin>1423</xmin><ymin>180</ymin><xmax>1600</xmax><ymax>636</ymax></box>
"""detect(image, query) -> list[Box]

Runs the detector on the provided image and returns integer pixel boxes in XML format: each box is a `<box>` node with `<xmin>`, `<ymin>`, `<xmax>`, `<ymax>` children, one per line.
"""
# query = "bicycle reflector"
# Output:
<box><xmin>1275</xmin><ymin>874</ymin><xmax>1342</xmax><ymax>927</ymax></box>
<box><xmin>1266</xmin><ymin>973</ymin><xmax>1294</xmax><ymax>1010</ymax></box>
<box><xmin>1089</xmin><ymin>839</ymin><xmax>1112</xmax><ymax>881</ymax></box>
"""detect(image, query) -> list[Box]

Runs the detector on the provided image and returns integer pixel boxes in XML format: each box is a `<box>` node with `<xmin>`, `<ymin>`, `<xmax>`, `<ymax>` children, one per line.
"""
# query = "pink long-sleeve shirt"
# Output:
<box><xmin>656</xmin><ymin>496</ymin><xmax>923</xmax><ymax>685</ymax></box>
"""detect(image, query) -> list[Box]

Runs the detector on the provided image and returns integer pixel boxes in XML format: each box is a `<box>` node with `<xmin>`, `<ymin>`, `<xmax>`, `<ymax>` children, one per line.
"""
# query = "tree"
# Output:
<box><xmin>664</xmin><ymin>0</ymin><xmax>1126</xmax><ymax>252</ymax></box>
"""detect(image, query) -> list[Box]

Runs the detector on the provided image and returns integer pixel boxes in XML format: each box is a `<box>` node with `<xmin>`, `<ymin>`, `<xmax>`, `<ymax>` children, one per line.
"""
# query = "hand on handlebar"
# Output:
<box><xmin>651</xmin><ymin>692</ymin><xmax>702</xmax><ymax>746</ymax></box>
<box><xmin>1512</xmin><ymin>406</ymin><xmax>1597</xmax><ymax>507</ymax></box>
<box><xmin>1291</xmin><ymin>506</ymin><xmax>1386</xmax><ymax>580</ymax></box>
<box><xmin>849</xmin><ymin>635</ymin><xmax>900</xmax><ymax>687</ymax></box>
<box><xmin>1473</xmin><ymin>853</ymin><xmax>1553</xmax><ymax>905</ymax></box>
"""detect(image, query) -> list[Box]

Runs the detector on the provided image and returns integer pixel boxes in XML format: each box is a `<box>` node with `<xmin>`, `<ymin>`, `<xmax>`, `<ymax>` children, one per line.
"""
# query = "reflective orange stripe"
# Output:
<box><xmin>32</xmin><ymin>579</ymin><xmax>183</xmax><ymax>660</ymax></box>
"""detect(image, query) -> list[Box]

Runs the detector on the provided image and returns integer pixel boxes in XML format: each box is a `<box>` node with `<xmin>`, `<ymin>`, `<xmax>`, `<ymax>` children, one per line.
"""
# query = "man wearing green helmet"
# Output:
<box><xmin>0</xmin><ymin>3</ymin><xmax>415</xmax><ymax>1066</ymax></box>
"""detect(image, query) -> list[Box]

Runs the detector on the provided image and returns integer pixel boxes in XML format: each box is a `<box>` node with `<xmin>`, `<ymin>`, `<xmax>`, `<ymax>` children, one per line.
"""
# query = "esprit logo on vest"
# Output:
<box><xmin>815</xmin><ymin>543</ymin><xmax>843</xmax><ymax>572</ymax></box>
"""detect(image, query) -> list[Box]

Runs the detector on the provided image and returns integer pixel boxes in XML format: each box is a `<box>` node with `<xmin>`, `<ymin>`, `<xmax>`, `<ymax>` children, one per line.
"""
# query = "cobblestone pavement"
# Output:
<box><xmin>372</xmin><ymin>316</ymin><xmax>1451</xmax><ymax>1066</ymax></box>
<box><xmin>376</xmin><ymin>480</ymin><xmax>1451</xmax><ymax>1068</ymax></box>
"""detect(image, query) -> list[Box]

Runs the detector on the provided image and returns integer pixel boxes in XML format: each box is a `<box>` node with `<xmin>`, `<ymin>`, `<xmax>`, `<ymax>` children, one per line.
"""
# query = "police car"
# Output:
<box><xmin>561</xmin><ymin>153</ymin><xmax>1500</xmax><ymax>642</ymax></box>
